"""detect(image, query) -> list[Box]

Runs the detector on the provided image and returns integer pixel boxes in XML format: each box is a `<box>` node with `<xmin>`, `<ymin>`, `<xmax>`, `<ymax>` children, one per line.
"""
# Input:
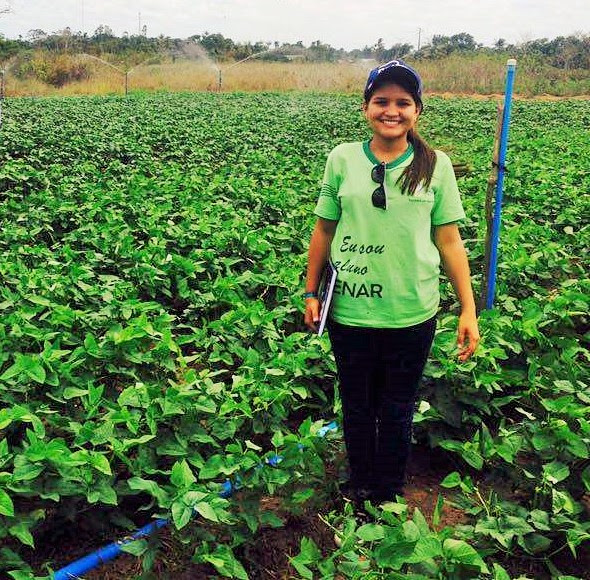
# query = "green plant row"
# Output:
<box><xmin>0</xmin><ymin>93</ymin><xmax>588</xmax><ymax>578</ymax></box>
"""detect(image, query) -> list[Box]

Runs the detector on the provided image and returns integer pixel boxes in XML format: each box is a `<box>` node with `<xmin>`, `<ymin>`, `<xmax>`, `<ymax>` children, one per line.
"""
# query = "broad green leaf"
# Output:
<box><xmin>530</xmin><ymin>509</ymin><xmax>551</xmax><ymax>531</ymax></box>
<box><xmin>26</xmin><ymin>295</ymin><xmax>51</xmax><ymax>306</ymax></box>
<box><xmin>291</xmin><ymin>385</ymin><xmax>308</xmax><ymax>399</ymax></box>
<box><xmin>244</xmin><ymin>439</ymin><xmax>262</xmax><ymax>451</ymax></box>
<box><xmin>519</xmin><ymin>532</ymin><xmax>552</xmax><ymax>554</ymax></box>
<box><xmin>9</xmin><ymin>522</ymin><xmax>35</xmax><ymax>547</ymax></box>
<box><xmin>171</xmin><ymin>500</ymin><xmax>192</xmax><ymax>529</ymax></box>
<box><xmin>0</xmin><ymin>438</ymin><xmax>9</xmax><ymax>457</ymax></box>
<box><xmin>440</xmin><ymin>472</ymin><xmax>461</xmax><ymax>488</ymax></box>
<box><xmin>195</xmin><ymin>501</ymin><xmax>219</xmax><ymax>522</ymax></box>
<box><xmin>203</xmin><ymin>545</ymin><xmax>248</xmax><ymax>580</ymax></box>
<box><xmin>128</xmin><ymin>477</ymin><xmax>170</xmax><ymax>506</ymax></box>
<box><xmin>170</xmin><ymin>459</ymin><xmax>196</xmax><ymax>488</ymax></box>
<box><xmin>407</xmin><ymin>534</ymin><xmax>443</xmax><ymax>562</ymax></box>
<box><xmin>120</xmin><ymin>539</ymin><xmax>148</xmax><ymax>557</ymax></box>
<box><xmin>0</xmin><ymin>488</ymin><xmax>15</xmax><ymax>517</ymax></box>
<box><xmin>552</xmin><ymin>489</ymin><xmax>577</xmax><ymax>514</ymax></box>
<box><xmin>290</xmin><ymin>559</ymin><xmax>313</xmax><ymax>580</ymax></box>
<box><xmin>402</xmin><ymin>520</ymin><xmax>420</xmax><ymax>542</ymax></box>
<box><xmin>0</xmin><ymin>361</ymin><xmax>22</xmax><ymax>381</ymax></box>
<box><xmin>413</xmin><ymin>508</ymin><xmax>430</xmax><ymax>535</ymax></box>
<box><xmin>375</xmin><ymin>536</ymin><xmax>416</xmax><ymax>569</ymax></box>
<box><xmin>8</xmin><ymin>572</ymin><xmax>37</xmax><ymax>580</ymax></box>
<box><xmin>0</xmin><ymin>409</ymin><xmax>12</xmax><ymax>429</ymax></box>
<box><xmin>443</xmin><ymin>539</ymin><xmax>489</xmax><ymax>573</ymax></box>
<box><xmin>271</xmin><ymin>431</ymin><xmax>284</xmax><ymax>447</ymax></box>
<box><xmin>543</xmin><ymin>461</ymin><xmax>570</xmax><ymax>484</ymax></box>
<box><xmin>291</xmin><ymin>488</ymin><xmax>315</xmax><ymax>504</ymax></box>
<box><xmin>265</xmin><ymin>368</ymin><xmax>285</xmax><ymax>376</ymax></box>
<box><xmin>492</xmin><ymin>562</ymin><xmax>511</xmax><ymax>580</ymax></box>
<box><xmin>97</xmin><ymin>484</ymin><xmax>118</xmax><ymax>506</ymax></box>
<box><xmin>89</xmin><ymin>453</ymin><xmax>112</xmax><ymax>475</ymax></box>
<box><xmin>297</xmin><ymin>537</ymin><xmax>321</xmax><ymax>562</ymax></box>
<box><xmin>24</xmin><ymin>361</ymin><xmax>46</xmax><ymax>384</ymax></box>
<box><xmin>356</xmin><ymin>523</ymin><xmax>385</xmax><ymax>541</ymax></box>
<box><xmin>462</xmin><ymin>448</ymin><xmax>484</xmax><ymax>470</ymax></box>
<box><xmin>12</xmin><ymin>458</ymin><xmax>44</xmax><ymax>482</ymax></box>
<box><xmin>503</xmin><ymin>515</ymin><xmax>534</xmax><ymax>536</ymax></box>
<box><xmin>63</xmin><ymin>387</ymin><xmax>89</xmax><ymax>399</ymax></box>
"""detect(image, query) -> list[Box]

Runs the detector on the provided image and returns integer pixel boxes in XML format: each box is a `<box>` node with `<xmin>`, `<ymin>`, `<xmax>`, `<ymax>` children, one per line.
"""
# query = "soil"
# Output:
<box><xmin>19</xmin><ymin>444</ymin><xmax>589</xmax><ymax>580</ymax></box>
<box><xmin>427</xmin><ymin>91</ymin><xmax>590</xmax><ymax>101</ymax></box>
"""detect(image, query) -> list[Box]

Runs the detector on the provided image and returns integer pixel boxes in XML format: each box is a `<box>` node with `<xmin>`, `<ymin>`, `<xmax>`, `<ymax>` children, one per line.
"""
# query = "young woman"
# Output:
<box><xmin>304</xmin><ymin>60</ymin><xmax>479</xmax><ymax>506</ymax></box>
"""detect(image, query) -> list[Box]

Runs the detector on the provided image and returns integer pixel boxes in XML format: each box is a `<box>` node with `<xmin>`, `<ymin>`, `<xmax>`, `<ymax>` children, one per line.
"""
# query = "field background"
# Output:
<box><xmin>0</xmin><ymin>91</ymin><xmax>589</xmax><ymax>579</ymax></box>
<box><xmin>2</xmin><ymin>55</ymin><xmax>590</xmax><ymax>97</ymax></box>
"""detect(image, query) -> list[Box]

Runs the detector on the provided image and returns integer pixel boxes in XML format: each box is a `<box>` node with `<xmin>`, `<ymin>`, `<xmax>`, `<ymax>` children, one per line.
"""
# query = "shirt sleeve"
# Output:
<box><xmin>431</xmin><ymin>151</ymin><xmax>466</xmax><ymax>226</ymax></box>
<box><xmin>314</xmin><ymin>148</ymin><xmax>342</xmax><ymax>221</ymax></box>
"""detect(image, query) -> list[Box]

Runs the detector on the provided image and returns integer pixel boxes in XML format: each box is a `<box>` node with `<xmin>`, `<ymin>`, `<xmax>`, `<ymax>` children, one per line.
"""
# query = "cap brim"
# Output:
<box><xmin>373</xmin><ymin>67</ymin><xmax>420</xmax><ymax>95</ymax></box>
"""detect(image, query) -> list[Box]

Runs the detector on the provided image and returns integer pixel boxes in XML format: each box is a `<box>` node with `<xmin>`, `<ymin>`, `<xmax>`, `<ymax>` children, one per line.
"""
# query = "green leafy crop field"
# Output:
<box><xmin>0</xmin><ymin>93</ymin><xmax>588</xmax><ymax>578</ymax></box>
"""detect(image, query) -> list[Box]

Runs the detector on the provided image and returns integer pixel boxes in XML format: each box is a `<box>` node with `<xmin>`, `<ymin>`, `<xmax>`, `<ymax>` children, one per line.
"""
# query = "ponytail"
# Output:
<box><xmin>364</xmin><ymin>77</ymin><xmax>437</xmax><ymax>195</ymax></box>
<box><xmin>397</xmin><ymin>128</ymin><xmax>436</xmax><ymax>195</ymax></box>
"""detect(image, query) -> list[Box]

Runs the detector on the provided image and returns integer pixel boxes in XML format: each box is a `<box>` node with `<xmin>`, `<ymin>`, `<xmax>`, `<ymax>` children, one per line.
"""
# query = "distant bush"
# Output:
<box><xmin>13</xmin><ymin>51</ymin><xmax>90</xmax><ymax>86</ymax></box>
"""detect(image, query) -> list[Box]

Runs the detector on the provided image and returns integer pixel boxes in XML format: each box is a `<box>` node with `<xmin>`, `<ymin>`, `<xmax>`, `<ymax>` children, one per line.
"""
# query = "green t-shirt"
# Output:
<box><xmin>314</xmin><ymin>141</ymin><xmax>465</xmax><ymax>328</ymax></box>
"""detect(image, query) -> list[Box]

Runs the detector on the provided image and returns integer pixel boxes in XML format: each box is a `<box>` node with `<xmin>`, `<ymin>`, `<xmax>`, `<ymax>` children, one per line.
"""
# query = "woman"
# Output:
<box><xmin>303</xmin><ymin>60</ymin><xmax>479</xmax><ymax>506</ymax></box>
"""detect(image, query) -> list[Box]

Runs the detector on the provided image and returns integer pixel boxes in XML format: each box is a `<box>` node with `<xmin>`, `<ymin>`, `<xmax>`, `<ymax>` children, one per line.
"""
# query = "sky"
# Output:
<box><xmin>0</xmin><ymin>0</ymin><xmax>588</xmax><ymax>49</ymax></box>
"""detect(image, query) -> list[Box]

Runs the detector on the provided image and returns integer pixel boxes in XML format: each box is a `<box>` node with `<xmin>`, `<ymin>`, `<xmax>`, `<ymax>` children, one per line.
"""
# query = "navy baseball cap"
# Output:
<box><xmin>364</xmin><ymin>59</ymin><xmax>423</xmax><ymax>101</ymax></box>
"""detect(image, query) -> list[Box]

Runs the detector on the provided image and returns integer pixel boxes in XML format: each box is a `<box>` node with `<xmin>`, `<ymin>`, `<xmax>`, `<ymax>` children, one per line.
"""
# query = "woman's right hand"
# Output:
<box><xmin>304</xmin><ymin>298</ymin><xmax>321</xmax><ymax>332</ymax></box>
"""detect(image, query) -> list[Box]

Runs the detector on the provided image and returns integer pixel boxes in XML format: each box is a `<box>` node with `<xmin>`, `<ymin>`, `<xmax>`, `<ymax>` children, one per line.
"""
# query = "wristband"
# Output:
<box><xmin>303</xmin><ymin>291</ymin><xmax>318</xmax><ymax>299</ymax></box>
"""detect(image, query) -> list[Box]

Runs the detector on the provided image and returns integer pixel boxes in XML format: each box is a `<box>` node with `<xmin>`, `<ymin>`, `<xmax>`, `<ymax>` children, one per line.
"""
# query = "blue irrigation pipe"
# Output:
<box><xmin>53</xmin><ymin>421</ymin><xmax>339</xmax><ymax>579</ymax></box>
<box><xmin>485</xmin><ymin>59</ymin><xmax>517</xmax><ymax>309</ymax></box>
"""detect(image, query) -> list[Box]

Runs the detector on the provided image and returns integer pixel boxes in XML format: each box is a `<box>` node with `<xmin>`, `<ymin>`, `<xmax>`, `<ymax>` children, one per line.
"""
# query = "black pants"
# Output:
<box><xmin>328</xmin><ymin>316</ymin><xmax>436</xmax><ymax>502</ymax></box>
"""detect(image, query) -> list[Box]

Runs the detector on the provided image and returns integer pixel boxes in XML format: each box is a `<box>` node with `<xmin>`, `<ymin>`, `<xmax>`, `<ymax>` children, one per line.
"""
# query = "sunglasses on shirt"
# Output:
<box><xmin>371</xmin><ymin>162</ymin><xmax>386</xmax><ymax>210</ymax></box>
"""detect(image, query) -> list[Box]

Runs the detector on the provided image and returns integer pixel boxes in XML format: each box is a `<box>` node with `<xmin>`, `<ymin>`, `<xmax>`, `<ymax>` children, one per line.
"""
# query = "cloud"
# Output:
<box><xmin>1</xmin><ymin>0</ymin><xmax>586</xmax><ymax>48</ymax></box>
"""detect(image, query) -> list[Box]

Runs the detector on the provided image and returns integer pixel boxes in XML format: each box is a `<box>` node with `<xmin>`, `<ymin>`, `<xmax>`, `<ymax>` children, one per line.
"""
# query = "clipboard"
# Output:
<box><xmin>317</xmin><ymin>259</ymin><xmax>338</xmax><ymax>336</ymax></box>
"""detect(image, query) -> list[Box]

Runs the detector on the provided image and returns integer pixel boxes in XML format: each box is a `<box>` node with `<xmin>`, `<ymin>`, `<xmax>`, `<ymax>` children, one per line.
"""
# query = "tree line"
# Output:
<box><xmin>1</xmin><ymin>27</ymin><xmax>588</xmax><ymax>71</ymax></box>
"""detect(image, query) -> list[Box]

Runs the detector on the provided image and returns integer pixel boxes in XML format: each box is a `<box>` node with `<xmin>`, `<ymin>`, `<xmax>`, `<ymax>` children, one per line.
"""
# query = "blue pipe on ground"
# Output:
<box><xmin>54</xmin><ymin>421</ymin><xmax>338</xmax><ymax>579</ymax></box>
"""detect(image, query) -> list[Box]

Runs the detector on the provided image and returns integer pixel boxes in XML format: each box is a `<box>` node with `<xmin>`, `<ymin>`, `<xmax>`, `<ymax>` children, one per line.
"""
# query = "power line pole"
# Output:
<box><xmin>138</xmin><ymin>12</ymin><xmax>141</xmax><ymax>35</ymax></box>
<box><xmin>417</xmin><ymin>27</ymin><xmax>422</xmax><ymax>51</ymax></box>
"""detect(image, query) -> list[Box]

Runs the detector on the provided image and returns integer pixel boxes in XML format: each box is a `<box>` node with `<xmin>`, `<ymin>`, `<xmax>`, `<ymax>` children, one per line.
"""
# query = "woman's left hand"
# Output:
<box><xmin>457</xmin><ymin>311</ymin><xmax>480</xmax><ymax>362</ymax></box>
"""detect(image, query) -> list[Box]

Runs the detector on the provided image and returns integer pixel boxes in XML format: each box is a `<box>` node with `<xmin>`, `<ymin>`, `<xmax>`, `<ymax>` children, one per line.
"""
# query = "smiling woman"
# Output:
<box><xmin>304</xmin><ymin>60</ymin><xmax>479</xmax><ymax>510</ymax></box>
<box><xmin>363</xmin><ymin>83</ymin><xmax>420</xmax><ymax>149</ymax></box>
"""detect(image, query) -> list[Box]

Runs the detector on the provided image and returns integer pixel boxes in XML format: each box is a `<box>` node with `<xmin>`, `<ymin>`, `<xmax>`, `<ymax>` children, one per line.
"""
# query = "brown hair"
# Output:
<box><xmin>399</xmin><ymin>128</ymin><xmax>437</xmax><ymax>195</ymax></box>
<box><xmin>365</xmin><ymin>78</ymin><xmax>437</xmax><ymax>195</ymax></box>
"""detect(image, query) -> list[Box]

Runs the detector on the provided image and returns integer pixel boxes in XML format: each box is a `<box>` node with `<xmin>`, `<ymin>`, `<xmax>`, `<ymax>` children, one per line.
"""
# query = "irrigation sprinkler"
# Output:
<box><xmin>125</xmin><ymin>44</ymin><xmax>223</xmax><ymax>93</ymax></box>
<box><xmin>482</xmin><ymin>58</ymin><xmax>517</xmax><ymax>310</ymax></box>
<box><xmin>80</xmin><ymin>47</ymin><xmax>222</xmax><ymax>95</ymax></box>
<box><xmin>122</xmin><ymin>45</ymin><xmax>277</xmax><ymax>94</ymax></box>
<box><xmin>218</xmin><ymin>47</ymin><xmax>277</xmax><ymax>91</ymax></box>
<box><xmin>79</xmin><ymin>53</ymin><xmax>162</xmax><ymax>96</ymax></box>
<box><xmin>78</xmin><ymin>53</ymin><xmax>128</xmax><ymax>94</ymax></box>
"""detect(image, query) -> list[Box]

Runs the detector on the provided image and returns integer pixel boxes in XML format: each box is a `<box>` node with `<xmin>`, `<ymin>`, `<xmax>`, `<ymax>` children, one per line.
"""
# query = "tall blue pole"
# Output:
<box><xmin>485</xmin><ymin>59</ymin><xmax>517</xmax><ymax>309</ymax></box>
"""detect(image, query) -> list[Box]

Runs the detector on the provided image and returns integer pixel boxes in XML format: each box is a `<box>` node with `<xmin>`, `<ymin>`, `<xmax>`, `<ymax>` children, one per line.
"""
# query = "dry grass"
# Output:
<box><xmin>5</xmin><ymin>60</ymin><xmax>371</xmax><ymax>97</ymax></box>
<box><xmin>418</xmin><ymin>55</ymin><xmax>507</xmax><ymax>94</ymax></box>
<box><xmin>4</xmin><ymin>57</ymin><xmax>589</xmax><ymax>97</ymax></box>
<box><xmin>416</xmin><ymin>53</ymin><xmax>590</xmax><ymax>96</ymax></box>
